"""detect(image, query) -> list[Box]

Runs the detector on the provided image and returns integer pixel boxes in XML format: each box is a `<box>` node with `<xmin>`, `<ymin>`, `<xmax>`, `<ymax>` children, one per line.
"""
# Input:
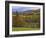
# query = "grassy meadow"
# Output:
<box><xmin>12</xmin><ymin>27</ymin><xmax>40</xmax><ymax>31</ymax></box>
<box><xmin>12</xmin><ymin>14</ymin><xmax>40</xmax><ymax>31</ymax></box>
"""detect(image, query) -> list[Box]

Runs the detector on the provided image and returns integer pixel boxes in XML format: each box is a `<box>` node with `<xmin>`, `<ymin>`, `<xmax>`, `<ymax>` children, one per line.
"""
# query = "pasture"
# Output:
<box><xmin>12</xmin><ymin>14</ymin><xmax>40</xmax><ymax>31</ymax></box>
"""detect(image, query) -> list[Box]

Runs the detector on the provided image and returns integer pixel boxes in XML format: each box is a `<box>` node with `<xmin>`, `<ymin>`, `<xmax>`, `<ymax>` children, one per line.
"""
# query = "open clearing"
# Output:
<box><xmin>12</xmin><ymin>27</ymin><xmax>40</xmax><ymax>31</ymax></box>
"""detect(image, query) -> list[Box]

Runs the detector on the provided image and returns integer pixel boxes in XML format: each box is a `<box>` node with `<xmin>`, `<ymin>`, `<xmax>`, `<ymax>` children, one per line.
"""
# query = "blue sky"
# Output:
<box><xmin>12</xmin><ymin>6</ymin><xmax>33</xmax><ymax>12</ymax></box>
<box><xmin>12</xmin><ymin>6</ymin><xmax>39</xmax><ymax>13</ymax></box>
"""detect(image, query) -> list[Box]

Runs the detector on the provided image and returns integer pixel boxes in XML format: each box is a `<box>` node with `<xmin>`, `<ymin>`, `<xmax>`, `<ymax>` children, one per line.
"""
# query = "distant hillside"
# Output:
<box><xmin>12</xmin><ymin>9</ymin><xmax>40</xmax><ymax>15</ymax></box>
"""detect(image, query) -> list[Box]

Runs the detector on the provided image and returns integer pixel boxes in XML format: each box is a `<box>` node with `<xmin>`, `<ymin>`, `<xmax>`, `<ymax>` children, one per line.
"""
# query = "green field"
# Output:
<box><xmin>12</xmin><ymin>15</ymin><xmax>40</xmax><ymax>31</ymax></box>
<box><xmin>12</xmin><ymin>27</ymin><xmax>40</xmax><ymax>31</ymax></box>
<box><xmin>12</xmin><ymin>11</ymin><xmax>40</xmax><ymax>31</ymax></box>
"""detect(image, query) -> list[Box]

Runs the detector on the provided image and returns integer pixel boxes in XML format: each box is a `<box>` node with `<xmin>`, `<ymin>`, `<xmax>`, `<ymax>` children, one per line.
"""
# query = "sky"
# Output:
<box><xmin>12</xmin><ymin>6</ymin><xmax>39</xmax><ymax>12</ymax></box>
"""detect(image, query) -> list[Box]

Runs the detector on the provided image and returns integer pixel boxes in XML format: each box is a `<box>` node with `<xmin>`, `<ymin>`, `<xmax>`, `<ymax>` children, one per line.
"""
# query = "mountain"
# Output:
<box><xmin>12</xmin><ymin>9</ymin><xmax>40</xmax><ymax>15</ymax></box>
<box><xmin>22</xmin><ymin>9</ymin><xmax>40</xmax><ymax>15</ymax></box>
